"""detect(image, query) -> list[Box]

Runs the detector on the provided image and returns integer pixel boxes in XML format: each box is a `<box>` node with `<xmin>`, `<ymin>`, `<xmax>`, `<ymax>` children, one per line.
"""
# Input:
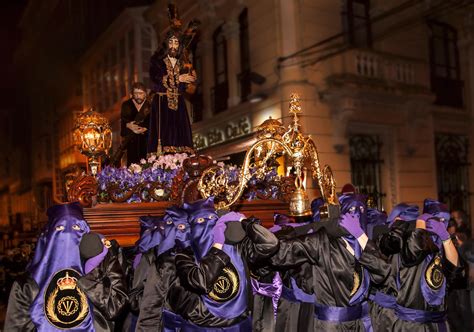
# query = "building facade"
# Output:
<box><xmin>80</xmin><ymin>6</ymin><xmax>158</xmax><ymax>151</ymax></box>
<box><xmin>9</xmin><ymin>0</ymin><xmax>154</xmax><ymax>245</ymax></box>
<box><xmin>8</xmin><ymin>0</ymin><xmax>474</xmax><ymax>238</ymax></box>
<box><xmin>144</xmin><ymin>0</ymin><xmax>474</xmax><ymax>219</ymax></box>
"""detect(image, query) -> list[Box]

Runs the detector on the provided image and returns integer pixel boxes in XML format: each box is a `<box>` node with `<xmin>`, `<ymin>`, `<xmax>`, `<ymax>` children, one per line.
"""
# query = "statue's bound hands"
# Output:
<box><xmin>135</xmin><ymin>127</ymin><xmax>147</xmax><ymax>134</ymax></box>
<box><xmin>179</xmin><ymin>73</ymin><xmax>196</xmax><ymax>83</ymax></box>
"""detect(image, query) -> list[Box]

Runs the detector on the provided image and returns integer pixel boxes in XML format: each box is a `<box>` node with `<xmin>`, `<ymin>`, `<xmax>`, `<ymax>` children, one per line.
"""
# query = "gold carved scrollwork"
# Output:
<box><xmin>198</xmin><ymin>93</ymin><xmax>339</xmax><ymax>216</ymax></box>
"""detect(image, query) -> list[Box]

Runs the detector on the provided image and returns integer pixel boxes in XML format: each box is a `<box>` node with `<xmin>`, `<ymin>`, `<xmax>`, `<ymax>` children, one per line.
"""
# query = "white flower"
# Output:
<box><xmin>147</xmin><ymin>155</ymin><xmax>157</xmax><ymax>163</ymax></box>
<box><xmin>129</xmin><ymin>163</ymin><xmax>142</xmax><ymax>173</ymax></box>
<box><xmin>217</xmin><ymin>162</ymin><xmax>225</xmax><ymax>168</ymax></box>
<box><xmin>140</xmin><ymin>158</ymin><xmax>147</xmax><ymax>165</ymax></box>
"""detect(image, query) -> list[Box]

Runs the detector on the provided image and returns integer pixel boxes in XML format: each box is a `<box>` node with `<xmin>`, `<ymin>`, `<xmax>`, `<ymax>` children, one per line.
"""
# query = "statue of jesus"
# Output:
<box><xmin>147</xmin><ymin>6</ymin><xmax>198</xmax><ymax>155</ymax></box>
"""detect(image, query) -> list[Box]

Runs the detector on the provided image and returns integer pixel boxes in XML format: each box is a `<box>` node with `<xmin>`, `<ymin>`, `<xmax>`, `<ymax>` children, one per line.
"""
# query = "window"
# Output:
<box><xmin>435</xmin><ymin>134</ymin><xmax>470</xmax><ymax>214</ymax></box>
<box><xmin>239</xmin><ymin>8</ymin><xmax>251</xmax><ymax>102</ymax></box>
<box><xmin>349</xmin><ymin>134</ymin><xmax>384</xmax><ymax>209</ymax></box>
<box><xmin>342</xmin><ymin>0</ymin><xmax>372</xmax><ymax>48</ymax></box>
<box><xmin>428</xmin><ymin>21</ymin><xmax>463</xmax><ymax>108</ymax></box>
<box><xmin>212</xmin><ymin>25</ymin><xmax>228</xmax><ymax>113</ymax></box>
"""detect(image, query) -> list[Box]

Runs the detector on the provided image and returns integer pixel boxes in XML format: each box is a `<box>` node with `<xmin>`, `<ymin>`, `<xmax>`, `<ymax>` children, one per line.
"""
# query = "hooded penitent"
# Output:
<box><xmin>133</xmin><ymin>216</ymin><xmax>164</xmax><ymax>268</ymax></box>
<box><xmin>184</xmin><ymin>197</ymin><xmax>248</xmax><ymax>320</ymax></box>
<box><xmin>420</xmin><ymin>198</ymin><xmax>449</xmax><ymax>306</ymax></box>
<box><xmin>155</xmin><ymin>205</ymin><xmax>190</xmax><ymax>257</ymax></box>
<box><xmin>28</xmin><ymin>202</ymin><xmax>95</xmax><ymax>331</ymax></box>
<box><xmin>337</xmin><ymin>193</ymin><xmax>370</xmax><ymax>305</ymax></box>
<box><xmin>387</xmin><ymin>203</ymin><xmax>419</xmax><ymax>226</ymax></box>
<box><xmin>366</xmin><ymin>208</ymin><xmax>387</xmax><ymax>239</ymax></box>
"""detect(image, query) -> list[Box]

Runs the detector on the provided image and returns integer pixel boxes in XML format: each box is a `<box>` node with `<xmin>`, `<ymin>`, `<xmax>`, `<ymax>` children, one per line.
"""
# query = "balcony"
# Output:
<box><xmin>323</xmin><ymin>48</ymin><xmax>430</xmax><ymax>90</ymax></box>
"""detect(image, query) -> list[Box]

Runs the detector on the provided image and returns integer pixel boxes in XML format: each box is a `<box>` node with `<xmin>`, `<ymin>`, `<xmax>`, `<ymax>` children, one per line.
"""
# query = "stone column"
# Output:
<box><xmin>223</xmin><ymin>19</ymin><xmax>241</xmax><ymax>108</ymax></box>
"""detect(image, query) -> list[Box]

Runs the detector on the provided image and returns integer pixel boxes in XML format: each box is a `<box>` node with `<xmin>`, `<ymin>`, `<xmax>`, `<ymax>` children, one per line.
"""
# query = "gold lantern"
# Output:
<box><xmin>198</xmin><ymin>93</ymin><xmax>339</xmax><ymax>217</ymax></box>
<box><xmin>73</xmin><ymin>108</ymin><xmax>112</xmax><ymax>175</ymax></box>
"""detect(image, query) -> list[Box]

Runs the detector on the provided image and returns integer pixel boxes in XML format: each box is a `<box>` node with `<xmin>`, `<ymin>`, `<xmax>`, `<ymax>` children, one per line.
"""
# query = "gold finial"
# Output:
<box><xmin>289</xmin><ymin>93</ymin><xmax>302</xmax><ymax>115</ymax></box>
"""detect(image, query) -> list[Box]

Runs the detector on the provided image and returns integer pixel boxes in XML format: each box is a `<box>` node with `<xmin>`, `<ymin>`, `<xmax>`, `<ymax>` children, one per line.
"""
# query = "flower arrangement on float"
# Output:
<box><xmin>96</xmin><ymin>153</ymin><xmax>283</xmax><ymax>204</ymax></box>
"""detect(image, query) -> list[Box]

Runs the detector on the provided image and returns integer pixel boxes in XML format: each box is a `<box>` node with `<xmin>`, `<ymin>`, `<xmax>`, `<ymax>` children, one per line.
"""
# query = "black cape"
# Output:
<box><xmin>4</xmin><ymin>250</ymin><xmax>129</xmax><ymax>332</ymax></box>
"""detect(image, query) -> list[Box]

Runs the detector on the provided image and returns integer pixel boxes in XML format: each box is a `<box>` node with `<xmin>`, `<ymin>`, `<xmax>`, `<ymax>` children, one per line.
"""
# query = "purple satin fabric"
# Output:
<box><xmin>314</xmin><ymin>301</ymin><xmax>372</xmax><ymax>331</ymax></box>
<box><xmin>162</xmin><ymin>309</ymin><xmax>252</xmax><ymax>332</ymax></box>
<box><xmin>84</xmin><ymin>243</ymin><xmax>108</xmax><ymax>274</ymax></box>
<box><xmin>420</xmin><ymin>199</ymin><xmax>448</xmax><ymax>307</ymax></box>
<box><xmin>281</xmin><ymin>277</ymin><xmax>315</xmax><ymax>304</ymax></box>
<box><xmin>369</xmin><ymin>291</ymin><xmax>396</xmax><ymax>309</ymax></box>
<box><xmin>29</xmin><ymin>202</ymin><xmax>95</xmax><ymax>332</ymax></box>
<box><xmin>201</xmin><ymin>244</ymin><xmax>248</xmax><ymax>319</ymax></box>
<box><xmin>273</xmin><ymin>213</ymin><xmax>293</xmax><ymax>225</ymax></box>
<box><xmin>185</xmin><ymin>199</ymin><xmax>248</xmax><ymax>320</ymax></box>
<box><xmin>311</xmin><ymin>197</ymin><xmax>325</xmax><ymax>222</ymax></box>
<box><xmin>420</xmin><ymin>254</ymin><xmax>446</xmax><ymax>306</ymax></box>
<box><xmin>251</xmin><ymin>273</ymin><xmax>283</xmax><ymax>317</ymax></box>
<box><xmin>133</xmin><ymin>252</ymin><xmax>143</xmax><ymax>269</ymax></box>
<box><xmin>136</xmin><ymin>222</ymin><xmax>163</xmax><ymax>254</ymax></box>
<box><xmin>388</xmin><ymin>203</ymin><xmax>419</xmax><ymax>225</ymax></box>
<box><xmin>343</xmin><ymin>236</ymin><xmax>371</xmax><ymax>306</ymax></box>
<box><xmin>423</xmin><ymin>199</ymin><xmax>449</xmax><ymax>220</ymax></box>
<box><xmin>156</xmin><ymin>206</ymin><xmax>189</xmax><ymax>257</ymax></box>
<box><xmin>395</xmin><ymin>303</ymin><xmax>446</xmax><ymax>324</ymax></box>
<box><xmin>338</xmin><ymin>193</ymin><xmax>368</xmax><ymax>231</ymax></box>
<box><xmin>366</xmin><ymin>208</ymin><xmax>387</xmax><ymax>239</ymax></box>
<box><xmin>335</xmin><ymin>195</ymin><xmax>371</xmax><ymax>306</ymax></box>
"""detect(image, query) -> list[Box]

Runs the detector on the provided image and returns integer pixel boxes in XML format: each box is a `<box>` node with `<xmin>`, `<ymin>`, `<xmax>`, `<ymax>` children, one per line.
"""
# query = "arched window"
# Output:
<box><xmin>212</xmin><ymin>25</ymin><xmax>228</xmax><ymax>113</ymax></box>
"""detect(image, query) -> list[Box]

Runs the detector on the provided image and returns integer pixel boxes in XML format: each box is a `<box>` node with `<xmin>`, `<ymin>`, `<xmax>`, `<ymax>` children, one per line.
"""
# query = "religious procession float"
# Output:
<box><xmin>68</xmin><ymin>94</ymin><xmax>340</xmax><ymax>246</ymax></box>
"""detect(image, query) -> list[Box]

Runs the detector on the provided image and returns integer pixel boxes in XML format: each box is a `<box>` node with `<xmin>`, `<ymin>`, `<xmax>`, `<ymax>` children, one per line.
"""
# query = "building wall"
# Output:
<box><xmin>145</xmin><ymin>0</ymin><xmax>474</xmax><ymax>218</ymax></box>
<box><xmin>81</xmin><ymin>7</ymin><xmax>157</xmax><ymax>152</ymax></box>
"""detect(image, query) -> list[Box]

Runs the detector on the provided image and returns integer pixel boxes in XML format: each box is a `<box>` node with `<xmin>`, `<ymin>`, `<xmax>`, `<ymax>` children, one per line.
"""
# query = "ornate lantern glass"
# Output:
<box><xmin>73</xmin><ymin>108</ymin><xmax>112</xmax><ymax>175</ymax></box>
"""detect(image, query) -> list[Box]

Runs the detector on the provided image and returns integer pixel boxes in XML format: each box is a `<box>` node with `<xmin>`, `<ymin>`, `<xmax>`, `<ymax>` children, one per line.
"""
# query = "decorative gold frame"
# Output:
<box><xmin>198</xmin><ymin>93</ymin><xmax>339</xmax><ymax>216</ymax></box>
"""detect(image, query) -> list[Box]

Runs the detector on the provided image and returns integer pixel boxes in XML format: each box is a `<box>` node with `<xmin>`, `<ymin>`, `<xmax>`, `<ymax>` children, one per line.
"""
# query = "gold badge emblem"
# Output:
<box><xmin>208</xmin><ymin>265</ymin><xmax>239</xmax><ymax>302</ymax></box>
<box><xmin>426</xmin><ymin>256</ymin><xmax>444</xmax><ymax>290</ymax></box>
<box><xmin>44</xmin><ymin>269</ymin><xmax>89</xmax><ymax>329</ymax></box>
<box><xmin>350</xmin><ymin>264</ymin><xmax>363</xmax><ymax>296</ymax></box>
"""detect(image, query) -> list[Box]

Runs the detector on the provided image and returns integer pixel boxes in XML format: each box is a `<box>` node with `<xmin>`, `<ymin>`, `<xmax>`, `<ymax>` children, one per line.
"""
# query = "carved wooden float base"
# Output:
<box><xmin>84</xmin><ymin>200</ymin><xmax>290</xmax><ymax>247</ymax></box>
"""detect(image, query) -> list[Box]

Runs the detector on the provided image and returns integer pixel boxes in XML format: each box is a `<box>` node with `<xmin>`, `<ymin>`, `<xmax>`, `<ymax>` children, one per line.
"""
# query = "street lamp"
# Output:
<box><xmin>73</xmin><ymin>108</ymin><xmax>112</xmax><ymax>175</ymax></box>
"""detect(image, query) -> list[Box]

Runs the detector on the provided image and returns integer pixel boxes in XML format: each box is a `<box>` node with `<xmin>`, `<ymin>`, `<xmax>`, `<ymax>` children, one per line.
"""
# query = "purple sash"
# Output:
<box><xmin>420</xmin><ymin>254</ymin><xmax>446</xmax><ymax>306</ymax></box>
<box><xmin>395</xmin><ymin>303</ymin><xmax>447</xmax><ymax>330</ymax></box>
<box><xmin>281</xmin><ymin>277</ymin><xmax>315</xmax><ymax>304</ymax></box>
<box><xmin>200</xmin><ymin>244</ymin><xmax>248</xmax><ymax>319</ymax></box>
<box><xmin>251</xmin><ymin>273</ymin><xmax>283</xmax><ymax>317</ymax></box>
<box><xmin>162</xmin><ymin>309</ymin><xmax>252</xmax><ymax>332</ymax></box>
<box><xmin>314</xmin><ymin>301</ymin><xmax>372</xmax><ymax>331</ymax></box>
<box><xmin>369</xmin><ymin>291</ymin><xmax>396</xmax><ymax>309</ymax></box>
<box><xmin>84</xmin><ymin>244</ymin><xmax>108</xmax><ymax>274</ymax></box>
